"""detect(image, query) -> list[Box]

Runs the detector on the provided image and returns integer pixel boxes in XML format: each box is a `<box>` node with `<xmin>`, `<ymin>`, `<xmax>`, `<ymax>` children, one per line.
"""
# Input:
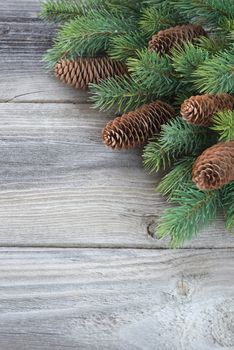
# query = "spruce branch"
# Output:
<box><xmin>157</xmin><ymin>157</ymin><xmax>195</xmax><ymax>200</ymax></box>
<box><xmin>143</xmin><ymin>117</ymin><xmax>216</xmax><ymax>172</ymax></box>
<box><xmin>212</xmin><ymin>111</ymin><xmax>234</xmax><ymax>141</ymax></box>
<box><xmin>128</xmin><ymin>49</ymin><xmax>178</xmax><ymax>97</ymax></box>
<box><xmin>222</xmin><ymin>19</ymin><xmax>234</xmax><ymax>40</ymax></box>
<box><xmin>107</xmin><ymin>0</ymin><xmax>143</xmax><ymax>16</ymax></box>
<box><xmin>89</xmin><ymin>75</ymin><xmax>157</xmax><ymax>113</ymax></box>
<box><xmin>43</xmin><ymin>9</ymin><xmax>137</xmax><ymax>67</ymax></box>
<box><xmin>194</xmin><ymin>48</ymin><xmax>234</xmax><ymax>93</ymax></box>
<box><xmin>170</xmin><ymin>0</ymin><xmax>234</xmax><ymax>27</ymax></box>
<box><xmin>222</xmin><ymin>182</ymin><xmax>234</xmax><ymax>231</ymax></box>
<box><xmin>156</xmin><ymin>185</ymin><xmax>221</xmax><ymax>247</ymax></box>
<box><xmin>172</xmin><ymin>42</ymin><xmax>209</xmax><ymax>83</ymax></box>
<box><xmin>143</xmin><ymin>139</ymin><xmax>170</xmax><ymax>173</ymax></box>
<box><xmin>40</xmin><ymin>0</ymin><xmax>105</xmax><ymax>22</ymax></box>
<box><xmin>139</xmin><ymin>6</ymin><xmax>181</xmax><ymax>37</ymax></box>
<box><xmin>108</xmin><ymin>32</ymin><xmax>148</xmax><ymax>61</ymax></box>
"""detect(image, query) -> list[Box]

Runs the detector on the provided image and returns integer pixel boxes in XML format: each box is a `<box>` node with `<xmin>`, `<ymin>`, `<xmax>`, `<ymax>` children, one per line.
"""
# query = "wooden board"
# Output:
<box><xmin>1</xmin><ymin>1</ymin><xmax>234</xmax><ymax>349</ymax></box>
<box><xmin>0</xmin><ymin>19</ymin><xmax>87</xmax><ymax>103</ymax></box>
<box><xmin>0</xmin><ymin>0</ymin><xmax>86</xmax><ymax>103</ymax></box>
<box><xmin>0</xmin><ymin>248</ymin><xmax>234</xmax><ymax>350</ymax></box>
<box><xmin>0</xmin><ymin>102</ymin><xmax>233</xmax><ymax>248</ymax></box>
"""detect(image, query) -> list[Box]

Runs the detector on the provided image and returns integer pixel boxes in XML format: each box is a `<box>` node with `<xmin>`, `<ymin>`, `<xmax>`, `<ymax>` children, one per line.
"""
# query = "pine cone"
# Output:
<box><xmin>181</xmin><ymin>94</ymin><xmax>234</xmax><ymax>126</ymax></box>
<box><xmin>149</xmin><ymin>24</ymin><xmax>207</xmax><ymax>54</ymax></box>
<box><xmin>102</xmin><ymin>101</ymin><xmax>175</xmax><ymax>150</ymax></box>
<box><xmin>192</xmin><ymin>141</ymin><xmax>234</xmax><ymax>190</ymax></box>
<box><xmin>55</xmin><ymin>57</ymin><xmax>127</xmax><ymax>90</ymax></box>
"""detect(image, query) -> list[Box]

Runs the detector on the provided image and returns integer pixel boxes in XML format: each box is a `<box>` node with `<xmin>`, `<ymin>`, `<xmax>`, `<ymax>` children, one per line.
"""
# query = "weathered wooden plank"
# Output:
<box><xmin>0</xmin><ymin>248</ymin><xmax>233</xmax><ymax>350</ymax></box>
<box><xmin>0</xmin><ymin>0</ymin><xmax>86</xmax><ymax>103</ymax></box>
<box><xmin>0</xmin><ymin>102</ymin><xmax>232</xmax><ymax>248</ymax></box>
<box><xmin>0</xmin><ymin>0</ymin><xmax>40</xmax><ymax>20</ymax></box>
<box><xmin>0</xmin><ymin>19</ymin><xmax>87</xmax><ymax>103</ymax></box>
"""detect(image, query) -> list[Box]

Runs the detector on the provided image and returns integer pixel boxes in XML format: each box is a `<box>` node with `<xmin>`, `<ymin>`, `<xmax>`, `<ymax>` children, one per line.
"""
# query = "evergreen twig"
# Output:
<box><xmin>157</xmin><ymin>157</ymin><xmax>195</xmax><ymax>199</ymax></box>
<box><xmin>90</xmin><ymin>75</ymin><xmax>157</xmax><ymax>113</ymax></box>
<box><xmin>143</xmin><ymin>117</ymin><xmax>216</xmax><ymax>172</ymax></box>
<box><xmin>212</xmin><ymin>111</ymin><xmax>234</xmax><ymax>141</ymax></box>
<box><xmin>156</xmin><ymin>185</ymin><xmax>221</xmax><ymax>247</ymax></box>
<box><xmin>222</xmin><ymin>182</ymin><xmax>234</xmax><ymax>231</ymax></box>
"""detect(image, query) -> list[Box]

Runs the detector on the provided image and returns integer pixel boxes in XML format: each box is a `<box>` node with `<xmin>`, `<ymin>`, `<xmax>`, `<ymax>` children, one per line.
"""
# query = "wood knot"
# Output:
<box><xmin>177</xmin><ymin>279</ymin><xmax>189</xmax><ymax>297</ymax></box>
<box><xmin>146</xmin><ymin>219</ymin><xmax>156</xmax><ymax>238</ymax></box>
<box><xmin>0</xmin><ymin>24</ymin><xmax>11</xmax><ymax>35</ymax></box>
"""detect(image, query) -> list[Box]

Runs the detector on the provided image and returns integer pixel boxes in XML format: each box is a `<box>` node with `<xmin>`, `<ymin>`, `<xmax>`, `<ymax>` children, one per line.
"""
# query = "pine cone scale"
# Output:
<box><xmin>192</xmin><ymin>141</ymin><xmax>234</xmax><ymax>190</ymax></box>
<box><xmin>181</xmin><ymin>94</ymin><xmax>234</xmax><ymax>126</ymax></box>
<box><xmin>149</xmin><ymin>24</ymin><xmax>207</xmax><ymax>54</ymax></box>
<box><xmin>55</xmin><ymin>57</ymin><xmax>128</xmax><ymax>90</ymax></box>
<box><xmin>102</xmin><ymin>101</ymin><xmax>175</xmax><ymax>150</ymax></box>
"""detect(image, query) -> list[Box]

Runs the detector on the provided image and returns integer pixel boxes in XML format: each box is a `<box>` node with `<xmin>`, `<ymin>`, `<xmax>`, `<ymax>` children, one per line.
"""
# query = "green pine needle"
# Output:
<box><xmin>143</xmin><ymin>117</ymin><xmax>216</xmax><ymax>173</ymax></box>
<box><xmin>108</xmin><ymin>32</ymin><xmax>148</xmax><ymax>61</ymax></box>
<box><xmin>170</xmin><ymin>0</ymin><xmax>234</xmax><ymax>27</ymax></box>
<box><xmin>43</xmin><ymin>9</ymin><xmax>137</xmax><ymax>67</ymax></box>
<box><xmin>143</xmin><ymin>140</ymin><xmax>170</xmax><ymax>173</ymax></box>
<box><xmin>107</xmin><ymin>0</ymin><xmax>143</xmax><ymax>16</ymax></box>
<box><xmin>222</xmin><ymin>182</ymin><xmax>234</xmax><ymax>231</ymax></box>
<box><xmin>89</xmin><ymin>75</ymin><xmax>157</xmax><ymax>113</ymax></box>
<box><xmin>156</xmin><ymin>157</ymin><xmax>195</xmax><ymax>200</ymax></box>
<box><xmin>128</xmin><ymin>49</ymin><xmax>178</xmax><ymax>97</ymax></box>
<box><xmin>156</xmin><ymin>185</ymin><xmax>221</xmax><ymax>247</ymax></box>
<box><xmin>212</xmin><ymin>111</ymin><xmax>234</xmax><ymax>141</ymax></box>
<box><xmin>40</xmin><ymin>0</ymin><xmax>104</xmax><ymax>22</ymax></box>
<box><xmin>194</xmin><ymin>48</ymin><xmax>234</xmax><ymax>93</ymax></box>
<box><xmin>139</xmin><ymin>6</ymin><xmax>180</xmax><ymax>37</ymax></box>
<box><xmin>172</xmin><ymin>42</ymin><xmax>209</xmax><ymax>83</ymax></box>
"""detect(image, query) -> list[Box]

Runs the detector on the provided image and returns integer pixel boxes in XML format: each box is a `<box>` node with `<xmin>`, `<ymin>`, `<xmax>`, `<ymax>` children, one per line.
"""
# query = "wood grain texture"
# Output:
<box><xmin>0</xmin><ymin>102</ymin><xmax>233</xmax><ymax>248</ymax></box>
<box><xmin>0</xmin><ymin>19</ymin><xmax>87</xmax><ymax>103</ymax></box>
<box><xmin>0</xmin><ymin>0</ymin><xmax>40</xmax><ymax>20</ymax></box>
<box><xmin>0</xmin><ymin>3</ymin><xmax>86</xmax><ymax>103</ymax></box>
<box><xmin>0</xmin><ymin>248</ymin><xmax>234</xmax><ymax>350</ymax></box>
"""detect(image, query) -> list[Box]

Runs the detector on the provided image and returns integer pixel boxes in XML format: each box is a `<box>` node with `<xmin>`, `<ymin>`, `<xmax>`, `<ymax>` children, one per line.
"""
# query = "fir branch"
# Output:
<box><xmin>108</xmin><ymin>32</ymin><xmax>148</xmax><ymax>61</ymax></box>
<box><xmin>222</xmin><ymin>182</ymin><xmax>234</xmax><ymax>231</ymax></box>
<box><xmin>197</xmin><ymin>35</ymin><xmax>233</xmax><ymax>54</ymax></box>
<box><xmin>143</xmin><ymin>140</ymin><xmax>170</xmax><ymax>173</ymax></box>
<box><xmin>108</xmin><ymin>0</ymin><xmax>143</xmax><ymax>16</ymax></box>
<box><xmin>170</xmin><ymin>0</ymin><xmax>234</xmax><ymax>27</ymax></box>
<box><xmin>128</xmin><ymin>49</ymin><xmax>178</xmax><ymax>97</ymax></box>
<box><xmin>139</xmin><ymin>6</ymin><xmax>180</xmax><ymax>37</ymax></box>
<box><xmin>157</xmin><ymin>157</ymin><xmax>195</xmax><ymax>200</ymax></box>
<box><xmin>44</xmin><ymin>9</ymin><xmax>137</xmax><ymax>67</ymax></box>
<box><xmin>89</xmin><ymin>75</ymin><xmax>157</xmax><ymax>113</ymax></box>
<box><xmin>156</xmin><ymin>185</ymin><xmax>221</xmax><ymax>247</ymax></box>
<box><xmin>222</xmin><ymin>19</ymin><xmax>234</xmax><ymax>40</ymax></box>
<box><xmin>143</xmin><ymin>0</ymin><xmax>170</xmax><ymax>6</ymax></box>
<box><xmin>194</xmin><ymin>48</ymin><xmax>234</xmax><ymax>93</ymax></box>
<box><xmin>212</xmin><ymin>111</ymin><xmax>234</xmax><ymax>141</ymax></box>
<box><xmin>40</xmin><ymin>0</ymin><xmax>104</xmax><ymax>22</ymax></box>
<box><xmin>143</xmin><ymin>117</ymin><xmax>216</xmax><ymax>173</ymax></box>
<box><xmin>172</xmin><ymin>42</ymin><xmax>209</xmax><ymax>83</ymax></box>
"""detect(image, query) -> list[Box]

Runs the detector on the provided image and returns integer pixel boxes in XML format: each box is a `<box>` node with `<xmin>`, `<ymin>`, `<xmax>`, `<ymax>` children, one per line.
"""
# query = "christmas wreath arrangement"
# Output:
<box><xmin>41</xmin><ymin>0</ymin><xmax>234</xmax><ymax>247</ymax></box>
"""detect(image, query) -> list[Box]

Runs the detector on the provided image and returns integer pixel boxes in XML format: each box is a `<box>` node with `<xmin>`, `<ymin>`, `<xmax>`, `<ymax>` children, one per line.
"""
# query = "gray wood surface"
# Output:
<box><xmin>1</xmin><ymin>1</ymin><xmax>234</xmax><ymax>349</ymax></box>
<box><xmin>0</xmin><ymin>0</ymin><xmax>233</xmax><ymax>248</ymax></box>
<box><xmin>0</xmin><ymin>248</ymin><xmax>234</xmax><ymax>350</ymax></box>
<box><xmin>0</xmin><ymin>102</ymin><xmax>233</xmax><ymax>248</ymax></box>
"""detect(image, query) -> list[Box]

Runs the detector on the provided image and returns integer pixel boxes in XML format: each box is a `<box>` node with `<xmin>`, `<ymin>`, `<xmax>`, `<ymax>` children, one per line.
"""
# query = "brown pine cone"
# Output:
<box><xmin>149</xmin><ymin>24</ymin><xmax>207</xmax><ymax>54</ymax></box>
<box><xmin>55</xmin><ymin>57</ymin><xmax>127</xmax><ymax>90</ymax></box>
<box><xmin>181</xmin><ymin>94</ymin><xmax>234</xmax><ymax>126</ymax></box>
<box><xmin>192</xmin><ymin>141</ymin><xmax>234</xmax><ymax>190</ymax></box>
<box><xmin>102</xmin><ymin>101</ymin><xmax>175</xmax><ymax>150</ymax></box>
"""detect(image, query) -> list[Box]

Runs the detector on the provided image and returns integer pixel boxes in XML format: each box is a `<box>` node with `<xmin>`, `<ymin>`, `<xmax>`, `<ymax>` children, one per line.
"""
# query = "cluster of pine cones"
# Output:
<box><xmin>54</xmin><ymin>24</ymin><xmax>234</xmax><ymax>192</ymax></box>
